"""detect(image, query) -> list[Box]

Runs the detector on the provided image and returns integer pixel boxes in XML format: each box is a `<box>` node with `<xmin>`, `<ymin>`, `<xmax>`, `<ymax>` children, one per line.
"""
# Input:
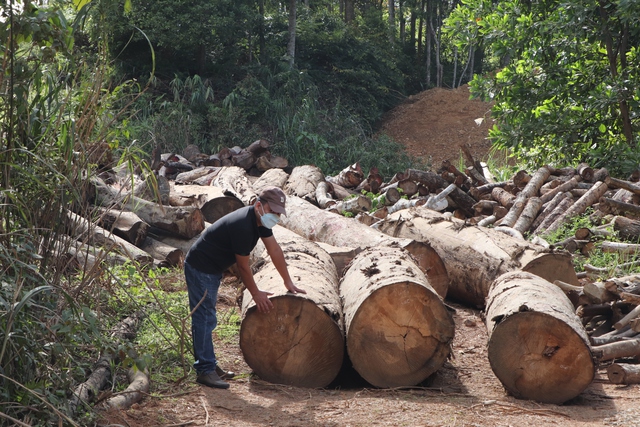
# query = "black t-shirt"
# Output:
<box><xmin>185</xmin><ymin>206</ymin><xmax>273</xmax><ymax>274</ymax></box>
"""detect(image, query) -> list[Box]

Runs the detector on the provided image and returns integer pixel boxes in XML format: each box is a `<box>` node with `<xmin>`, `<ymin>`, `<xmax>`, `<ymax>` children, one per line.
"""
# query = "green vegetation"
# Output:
<box><xmin>2</xmin><ymin>0</ymin><xmax>640</xmax><ymax>424</ymax></box>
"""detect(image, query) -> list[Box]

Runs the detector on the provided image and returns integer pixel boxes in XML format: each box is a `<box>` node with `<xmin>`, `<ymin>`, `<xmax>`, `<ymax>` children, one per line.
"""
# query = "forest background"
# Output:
<box><xmin>1</xmin><ymin>0</ymin><xmax>639</xmax><ymax>424</ymax></box>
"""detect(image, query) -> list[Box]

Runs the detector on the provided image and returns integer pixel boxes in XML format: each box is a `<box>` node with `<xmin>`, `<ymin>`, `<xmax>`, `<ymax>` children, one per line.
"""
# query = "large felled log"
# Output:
<box><xmin>170</xmin><ymin>182</ymin><xmax>244</xmax><ymax>224</ymax></box>
<box><xmin>95</xmin><ymin>207</ymin><xmax>149</xmax><ymax>247</ymax></box>
<box><xmin>341</xmin><ymin>246</ymin><xmax>454</xmax><ymax>388</ymax></box>
<box><xmin>66</xmin><ymin>211</ymin><xmax>154</xmax><ymax>266</ymax></box>
<box><xmin>374</xmin><ymin>207</ymin><xmax>578</xmax><ymax>308</ymax></box>
<box><xmin>486</xmin><ymin>271</ymin><xmax>595</xmax><ymax>404</ymax></box>
<box><xmin>279</xmin><ymin>196</ymin><xmax>449</xmax><ymax>298</ymax></box>
<box><xmin>284</xmin><ymin>165</ymin><xmax>325</xmax><ymax>199</ymax></box>
<box><xmin>93</xmin><ymin>177</ymin><xmax>205</xmax><ymax>239</ymax></box>
<box><xmin>139</xmin><ymin>237</ymin><xmax>184</xmax><ymax>267</ymax></box>
<box><xmin>252</xmin><ymin>168</ymin><xmax>290</xmax><ymax>194</ymax></box>
<box><xmin>240</xmin><ymin>233</ymin><xmax>343</xmax><ymax>388</ymax></box>
<box><xmin>211</xmin><ymin>166</ymin><xmax>256</xmax><ymax>205</ymax></box>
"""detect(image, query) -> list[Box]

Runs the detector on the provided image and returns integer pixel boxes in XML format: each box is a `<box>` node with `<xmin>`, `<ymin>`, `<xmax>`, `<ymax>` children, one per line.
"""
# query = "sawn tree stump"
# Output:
<box><xmin>485</xmin><ymin>271</ymin><xmax>595</xmax><ymax>404</ymax></box>
<box><xmin>240</xmin><ymin>235</ymin><xmax>343</xmax><ymax>388</ymax></box>
<box><xmin>341</xmin><ymin>246</ymin><xmax>454</xmax><ymax>388</ymax></box>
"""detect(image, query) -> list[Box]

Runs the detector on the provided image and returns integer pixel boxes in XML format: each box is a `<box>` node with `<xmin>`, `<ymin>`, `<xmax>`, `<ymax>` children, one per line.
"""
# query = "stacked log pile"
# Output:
<box><xmin>66</xmin><ymin>139</ymin><xmax>640</xmax><ymax>400</ymax></box>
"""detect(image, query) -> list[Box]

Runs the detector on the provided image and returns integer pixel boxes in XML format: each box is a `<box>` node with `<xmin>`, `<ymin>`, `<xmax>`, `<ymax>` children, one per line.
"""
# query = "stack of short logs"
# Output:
<box><xmin>62</xmin><ymin>139</ymin><xmax>640</xmax><ymax>404</ymax></box>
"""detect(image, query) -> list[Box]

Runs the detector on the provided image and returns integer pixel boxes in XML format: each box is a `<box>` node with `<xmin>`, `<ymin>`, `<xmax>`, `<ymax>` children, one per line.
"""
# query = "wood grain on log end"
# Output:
<box><xmin>240</xmin><ymin>295</ymin><xmax>344</xmax><ymax>388</ymax></box>
<box><xmin>486</xmin><ymin>271</ymin><xmax>595</xmax><ymax>404</ymax></box>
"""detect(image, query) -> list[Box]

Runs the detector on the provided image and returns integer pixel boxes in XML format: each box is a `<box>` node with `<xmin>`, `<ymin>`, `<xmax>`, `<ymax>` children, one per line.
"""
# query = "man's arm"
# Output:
<box><xmin>262</xmin><ymin>235</ymin><xmax>306</xmax><ymax>294</ymax></box>
<box><xmin>235</xmin><ymin>254</ymin><xmax>274</xmax><ymax>313</ymax></box>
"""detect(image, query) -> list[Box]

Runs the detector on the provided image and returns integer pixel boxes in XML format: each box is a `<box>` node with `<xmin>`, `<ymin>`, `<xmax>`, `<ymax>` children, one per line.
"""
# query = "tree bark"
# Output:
<box><xmin>252</xmin><ymin>168</ymin><xmax>290</xmax><ymax>194</ymax></box>
<box><xmin>544</xmin><ymin>182</ymin><xmax>609</xmax><ymax>234</ymax></box>
<box><xmin>341</xmin><ymin>246</ymin><xmax>454</xmax><ymax>388</ymax></box>
<box><xmin>66</xmin><ymin>211</ymin><xmax>154</xmax><ymax>266</ymax></box>
<box><xmin>599</xmin><ymin>197</ymin><xmax>640</xmax><ymax>220</ymax></box>
<box><xmin>95</xmin><ymin>207</ymin><xmax>149</xmax><ymax>247</ymax></box>
<box><xmin>240</xmin><ymin>233</ymin><xmax>343</xmax><ymax>388</ymax></box>
<box><xmin>513</xmin><ymin>197</ymin><xmax>542</xmax><ymax>234</ymax></box>
<box><xmin>614</xmin><ymin>216</ymin><xmax>640</xmax><ymax>241</ymax></box>
<box><xmin>607</xmin><ymin>363</ymin><xmax>640</xmax><ymax>385</ymax></box>
<box><xmin>212</xmin><ymin>166</ymin><xmax>257</xmax><ymax>205</ymax></box>
<box><xmin>486</xmin><ymin>271</ymin><xmax>595</xmax><ymax>404</ymax></box>
<box><xmin>499</xmin><ymin>167</ymin><xmax>551</xmax><ymax>227</ymax></box>
<box><xmin>93</xmin><ymin>178</ymin><xmax>205</xmax><ymax>239</ymax></box>
<box><xmin>279</xmin><ymin>196</ymin><xmax>449</xmax><ymax>298</ymax></box>
<box><xmin>284</xmin><ymin>165</ymin><xmax>325</xmax><ymax>200</ymax></box>
<box><xmin>139</xmin><ymin>237</ymin><xmax>184</xmax><ymax>267</ymax></box>
<box><xmin>593</xmin><ymin>338</ymin><xmax>640</xmax><ymax>362</ymax></box>
<box><xmin>375</xmin><ymin>207</ymin><xmax>578</xmax><ymax>308</ymax></box>
<box><xmin>170</xmin><ymin>182</ymin><xmax>244</xmax><ymax>224</ymax></box>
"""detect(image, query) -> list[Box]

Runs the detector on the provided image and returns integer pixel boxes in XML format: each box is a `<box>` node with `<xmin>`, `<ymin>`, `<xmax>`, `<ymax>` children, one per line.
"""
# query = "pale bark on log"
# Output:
<box><xmin>329</xmin><ymin>194</ymin><xmax>372</xmax><ymax>214</ymax></box>
<box><xmin>531</xmin><ymin>192</ymin><xmax>572</xmax><ymax>232</ymax></box>
<box><xmin>614</xmin><ymin>216</ymin><xmax>640</xmax><ymax>241</ymax></box>
<box><xmin>66</xmin><ymin>211</ymin><xmax>153</xmax><ymax>266</ymax></box>
<box><xmin>252</xmin><ymin>168</ymin><xmax>290</xmax><ymax>194</ymax></box>
<box><xmin>315</xmin><ymin>181</ymin><xmax>336</xmax><ymax>208</ymax></box>
<box><xmin>499</xmin><ymin>167</ymin><xmax>551</xmax><ymax>227</ymax></box>
<box><xmin>469</xmin><ymin>181</ymin><xmax>509</xmax><ymax>200</ymax></box>
<box><xmin>95</xmin><ymin>207</ymin><xmax>149</xmax><ymax>247</ymax></box>
<box><xmin>593</xmin><ymin>338</ymin><xmax>640</xmax><ymax>362</ymax></box>
<box><xmin>613</xmin><ymin>304</ymin><xmax>640</xmax><ymax>331</ymax></box>
<box><xmin>604</xmin><ymin>176</ymin><xmax>640</xmax><ymax>194</ymax></box>
<box><xmin>545</xmin><ymin>182</ymin><xmax>609</xmax><ymax>234</ymax></box>
<box><xmin>170</xmin><ymin>182</ymin><xmax>244</xmax><ymax>224</ymax></box>
<box><xmin>485</xmin><ymin>271</ymin><xmax>595</xmax><ymax>404</ymax></box>
<box><xmin>103</xmin><ymin>368</ymin><xmax>150</xmax><ymax>410</ymax></box>
<box><xmin>139</xmin><ymin>237</ymin><xmax>184</xmax><ymax>267</ymax></box>
<box><xmin>513</xmin><ymin>170</ymin><xmax>531</xmax><ymax>188</ymax></box>
<box><xmin>599</xmin><ymin>197</ymin><xmax>640</xmax><ymax>220</ymax></box>
<box><xmin>284</xmin><ymin>165</ymin><xmax>325</xmax><ymax>199</ymax></box>
<box><xmin>533</xmin><ymin>195</ymin><xmax>575</xmax><ymax>235</ymax></box>
<box><xmin>607</xmin><ymin>363</ymin><xmax>640</xmax><ymax>385</ymax></box>
<box><xmin>93</xmin><ymin>178</ymin><xmax>205</xmax><ymax>239</ymax></box>
<box><xmin>326</xmin><ymin>163</ymin><xmax>364</xmax><ymax>188</ymax></box>
<box><xmin>240</xmin><ymin>233</ymin><xmax>343</xmax><ymax>388</ymax></box>
<box><xmin>211</xmin><ymin>166</ymin><xmax>256</xmax><ymax>205</ymax></box>
<box><xmin>70</xmin><ymin>310</ymin><xmax>146</xmax><ymax>414</ymax></box>
<box><xmin>279</xmin><ymin>196</ymin><xmax>449</xmax><ymax>298</ymax></box>
<box><xmin>341</xmin><ymin>246</ymin><xmax>454</xmax><ymax>388</ymax></box>
<box><xmin>539</xmin><ymin>176</ymin><xmax>581</xmax><ymax>204</ymax></box>
<box><xmin>174</xmin><ymin>166</ymin><xmax>221</xmax><ymax>185</ymax></box>
<box><xmin>491</xmin><ymin>187</ymin><xmax>515</xmax><ymax>208</ymax></box>
<box><xmin>602</xmin><ymin>241</ymin><xmax>640</xmax><ymax>255</ymax></box>
<box><xmin>513</xmin><ymin>197</ymin><xmax>542</xmax><ymax>234</ymax></box>
<box><xmin>375</xmin><ymin>207</ymin><xmax>578</xmax><ymax>308</ymax></box>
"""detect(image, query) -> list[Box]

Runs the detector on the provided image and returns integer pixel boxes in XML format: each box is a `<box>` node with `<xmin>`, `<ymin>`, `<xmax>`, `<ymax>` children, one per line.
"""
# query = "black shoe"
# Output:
<box><xmin>196</xmin><ymin>371</ymin><xmax>230</xmax><ymax>389</ymax></box>
<box><xmin>216</xmin><ymin>365</ymin><xmax>235</xmax><ymax>380</ymax></box>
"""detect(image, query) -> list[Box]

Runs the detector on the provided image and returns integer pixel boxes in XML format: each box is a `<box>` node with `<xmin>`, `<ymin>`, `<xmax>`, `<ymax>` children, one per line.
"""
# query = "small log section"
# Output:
<box><xmin>607</xmin><ymin>363</ymin><xmax>640</xmax><ymax>385</ymax></box>
<box><xmin>240</xmin><ymin>235</ymin><xmax>344</xmax><ymax>388</ymax></box>
<box><xmin>279</xmin><ymin>195</ymin><xmax>449</xmax><ymax>298</ymax></box>
<box><xmin>375</xmin><ymin>207</ymin><xmax>578</xmax><ymax>308</ymax></box>
<box><xmin>341</xmin><ymin>246</ymin><xmax>454</xmax><ymax>388</ymax></box>
<box><xmin>485</xmin><ymin>271</ymin><xmax>595</xmax><ymax>404</ymax></box>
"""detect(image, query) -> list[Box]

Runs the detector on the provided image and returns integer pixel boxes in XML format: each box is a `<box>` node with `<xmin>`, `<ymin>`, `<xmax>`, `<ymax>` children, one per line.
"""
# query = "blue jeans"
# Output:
<box><xmin>184</xmin><ymin>262</ymin><xmax>222</xmax><ymax>375</ymax></box>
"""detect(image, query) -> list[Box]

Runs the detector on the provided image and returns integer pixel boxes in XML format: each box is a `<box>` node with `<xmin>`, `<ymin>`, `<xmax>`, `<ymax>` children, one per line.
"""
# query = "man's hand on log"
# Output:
<box><xmin>285</xmin><ymin>280</ymin><xmax>306</xmax><ymax>295</ymax></box>
<box><xmin>252</xmin><ymin>289</ymin><xmax>274</xmax><ymax>313</ymax></box>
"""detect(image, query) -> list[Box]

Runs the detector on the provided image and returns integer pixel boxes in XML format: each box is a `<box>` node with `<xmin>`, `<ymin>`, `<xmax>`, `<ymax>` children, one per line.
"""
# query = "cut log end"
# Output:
<box><xmin>488</xmin><ymin>311</ymin><xmax>594</xmax><ymax>404</ymax></box>
<box><xmin>347</xmin><ymin>282</ymin><xmax>454</xmax><ymax>388</ymax></box>
<box><xmin>240</xmin><ymin>295</ymin><xmax>343</xmax><ymax>388</ymax></box>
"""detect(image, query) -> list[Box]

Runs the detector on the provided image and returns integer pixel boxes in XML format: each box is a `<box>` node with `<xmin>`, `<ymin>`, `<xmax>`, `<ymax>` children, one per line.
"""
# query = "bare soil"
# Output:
<box><xmin>97</xmin><ymin>86</ymin><xmax>640</xmax><ymax>427</ymax></box>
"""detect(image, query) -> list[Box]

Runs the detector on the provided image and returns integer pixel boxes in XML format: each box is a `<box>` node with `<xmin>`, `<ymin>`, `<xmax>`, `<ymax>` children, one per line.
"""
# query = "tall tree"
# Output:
<box><xmin>446</xmin><ymin>0</ymin><xmax>640</xmax><ymax>171</ymax></box>
<box><xmin>287</xmin><ymin>0</ymin><xmax>297</xmax><ymax>67</ymax></box>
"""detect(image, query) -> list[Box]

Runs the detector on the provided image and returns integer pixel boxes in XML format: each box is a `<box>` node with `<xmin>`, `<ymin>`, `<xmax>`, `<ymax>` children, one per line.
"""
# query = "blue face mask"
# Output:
<box><xmin>258</xmin><ymin>204</ymin><xmax>280</xmax><ymax>229</ymax></box>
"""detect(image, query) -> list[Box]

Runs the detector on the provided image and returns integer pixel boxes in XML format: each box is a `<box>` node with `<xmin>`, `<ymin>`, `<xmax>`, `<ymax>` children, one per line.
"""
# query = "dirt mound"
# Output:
<box><xmin>379</xmin><ymin>85</ymin><xmax>495</xmax><ymax>168</ymax></box>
